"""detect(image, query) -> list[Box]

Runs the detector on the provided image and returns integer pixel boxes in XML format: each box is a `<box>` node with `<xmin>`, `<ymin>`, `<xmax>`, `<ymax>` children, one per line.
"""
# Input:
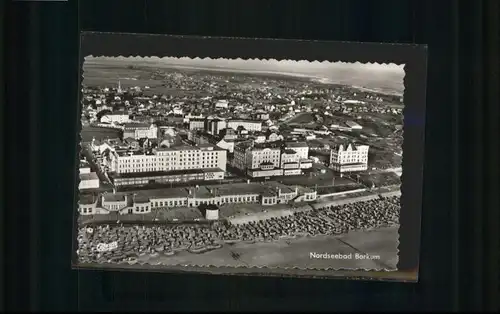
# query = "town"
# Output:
<box><xmin>77</xmin><ymin>58</ymin><xmax>403</xmax><ymax>269</ymax></box>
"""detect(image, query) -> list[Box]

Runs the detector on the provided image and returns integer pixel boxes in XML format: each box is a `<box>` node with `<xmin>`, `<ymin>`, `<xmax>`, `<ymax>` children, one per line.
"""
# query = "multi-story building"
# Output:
<box><xmin>189</xmin><ymin>118</ymin><xmax>205</xmax><ymax>131</ymax></box>
<box><xmin>280</xmin><ymin>149</ymin><xmax>302</xmax><ymax>176</ymax></box>
<box><xmin>243</xmin><ymin>143</ymin><xmax>282</xmax><ymax>178</ymax></box>
<box><xmin>205</xmin><ymin>118</ymin><xmax>227</xmax><ymax>136</ymax></box>
<box><xmin>284</xmin><ymin>141</ymin><xmax>313</xmax><ymax>169</ymax></box>
<box><xmin>227</xmin><ymin>119</ymin><xmax>262</xmax><ymax>132</ymax></box>
<box><xmin>110</xmin><ymin>144</ymin><xmax>227</xmax><ymax>174</ymax></box>
<box><xmin>285</xmin><ymin>142</ymin><xmax>309</xmax><ymax>159</ymax></box>
<box><xmin>100</xmin><ymin>111</ymin><xmax>131</xmax><ymax>124</ymax></box>
<box><xmin>232</xmin><ymin>141</ymin><xmax>252</xmax><ymax>171</ymax></box>
<box><xmin>247</xmin><ymin>144</ymin><xmax>281</xmax><ymax>170</ymax></box>
<box><xmin>329</xmin><ymin>143</ymin><xmax>369</xmax><ymax>173</ymax></box>
<box><xmin>233</xmin><ymin>141</ymin><xmax>313</xmax><ymax>177</ymax></box>
<box><xmin>233</xmin><ymin>142</ymin><xmax>280</xmax><ymax>170</ymax></box>
<box><xmin>122</xmin><ymin>123</ymin><xmax>158</xmax><ymax>140</ymax></box>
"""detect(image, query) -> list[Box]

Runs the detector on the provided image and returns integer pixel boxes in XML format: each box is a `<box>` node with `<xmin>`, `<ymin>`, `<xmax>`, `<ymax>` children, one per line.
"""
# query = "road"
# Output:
<box><xmin>367</xmin><ymin>167</ymin><xmax>402</xmax><ymax>176</ymax></box>
<box><xmin>81</xmin><ymin>145</ymin><xmax>114</xmax><ymax>186</ymax></box>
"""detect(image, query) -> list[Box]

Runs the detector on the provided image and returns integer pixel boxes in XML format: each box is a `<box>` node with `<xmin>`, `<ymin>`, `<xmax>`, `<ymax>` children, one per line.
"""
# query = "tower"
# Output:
<box><xmin>117</xmin><ymin>80</ymin><xmax>123</xmax><ymax>94</ymax></box>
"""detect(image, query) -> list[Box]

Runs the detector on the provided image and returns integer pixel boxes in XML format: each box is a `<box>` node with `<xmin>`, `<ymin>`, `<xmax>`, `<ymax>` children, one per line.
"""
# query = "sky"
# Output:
<box><xmin>85</xmin><ymin>56</ymin><xmax>405</xmax><ymax>94</ymax></box>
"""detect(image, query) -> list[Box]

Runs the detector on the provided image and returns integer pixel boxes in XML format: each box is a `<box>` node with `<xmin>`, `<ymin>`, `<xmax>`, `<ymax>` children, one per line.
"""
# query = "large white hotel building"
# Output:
<box><xmin>109</xmin><ymin>144</ymin><xmax>227</xmax><ymax>174</ymax></box>
<box><xmin>329</xmin><ymin>143</ymin><xmax>369</xmax><ymax>173</ymax></box>
<box><xmin>233</xmin><ymin>141</ymin><xmax>312</xmax><ymax>178</ymax></box>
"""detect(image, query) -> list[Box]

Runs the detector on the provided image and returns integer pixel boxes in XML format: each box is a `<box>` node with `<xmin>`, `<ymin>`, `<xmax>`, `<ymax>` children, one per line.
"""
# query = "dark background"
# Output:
<box><xmin>4</xmin><ymin>0</ymin><xmax>499</xmax><ymax>311</ymax></box>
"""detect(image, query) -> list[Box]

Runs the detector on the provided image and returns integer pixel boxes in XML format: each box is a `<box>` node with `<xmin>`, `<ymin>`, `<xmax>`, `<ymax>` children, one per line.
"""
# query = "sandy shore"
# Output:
<box><xmin>139</xmin><ymin>225</ymin><xmax>399</xmax><ymax>270</ymax></box>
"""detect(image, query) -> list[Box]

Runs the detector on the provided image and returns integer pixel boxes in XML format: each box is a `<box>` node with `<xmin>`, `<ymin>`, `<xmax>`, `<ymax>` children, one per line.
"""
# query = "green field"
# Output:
<box><xmin>357</xmin><ymin>172</ymin><xmax>401</xmax><ymax>187</ymax></box>
<box><xmin>286</xmin><ymin>113</ymin><xmax>315</xmax><ymax>124</ymax></box>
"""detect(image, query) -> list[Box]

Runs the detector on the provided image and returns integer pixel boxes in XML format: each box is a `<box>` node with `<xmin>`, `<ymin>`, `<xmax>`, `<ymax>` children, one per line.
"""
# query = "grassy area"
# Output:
<box><xmin>218</xmin><ymin>203</ymin><xmax>290</xmax><ymax>218</ymax></box>
<box><xmin>81</xmin><ymin>126</ymin><xmax>122</xmax><ymax>142</ymax></box>
<box><xmin>286</xmin><ymin>113</ymin><xmax>315</xmax><ymax>124</ymax></box>
<box><xmin>316</xmin><ymin>184</ymin><xmax>365</xmax><ymax>195</ymax></box>
<box><xmin>154</xmin><ymin>207</ymin><xmax>204</xmax><ymax>221</ymax></box>
<box><xmin>274</xmin><ymin>164</ymin><xmax>356</xmax><ymax>187</ymax></box>
<box><xmin>368</xmin><ymin>149</ymin><xmax>402</xmax><ymax>169</ymax></box>
<box><xmin>357</xmin><ymin>172</ymin><xmax>401</xmax><ymax>188</ymax></box>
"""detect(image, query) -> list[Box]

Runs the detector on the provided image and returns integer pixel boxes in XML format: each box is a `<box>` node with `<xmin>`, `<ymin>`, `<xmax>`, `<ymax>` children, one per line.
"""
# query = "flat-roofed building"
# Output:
<box><xmin>247</xmin><ymin>167</ymin><xmax>284</xmax><ymax>178</ymax></box>
<box><xmin>79</xmin><ymin>172</ymin><xmax>100</xmax><ymax>190</ymax></box>
<box><xmin>227</xmin><ymin>119</ymin><xmax>262</xmax><ymax>132</ymax></box>
<box><xmin>122</xmin><ymin>123</ymin><xmax>158</xmax><ymax>139</ymax></box>
<box><xmin>79</xmin><ymin>160</ymin><xmax>91</xmax><ymax>174</ymax></box>
<box><xmin>110</xmin><ymin>168</ymin><xmax>224</xmax><ymax>187</ymax></box>
<box><xmin>110</xmin><ymin>143</ymin><xmax>227</xmax><ymax>175</ymax></box>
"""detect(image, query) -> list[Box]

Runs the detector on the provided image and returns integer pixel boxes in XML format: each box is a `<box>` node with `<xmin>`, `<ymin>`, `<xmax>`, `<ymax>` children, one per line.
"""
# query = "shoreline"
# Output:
<box><xmin>80</xmin><ymin>225</ymin><xmax>399</xmax><ymax>270</ymax></box>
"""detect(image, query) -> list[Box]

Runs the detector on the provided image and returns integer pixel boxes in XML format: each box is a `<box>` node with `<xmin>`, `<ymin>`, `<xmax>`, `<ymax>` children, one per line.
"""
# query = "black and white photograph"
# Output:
<box><xmin>73</xmin><ymin>33</ymin><xmax>425</xmax><ymax>280</ymax></box>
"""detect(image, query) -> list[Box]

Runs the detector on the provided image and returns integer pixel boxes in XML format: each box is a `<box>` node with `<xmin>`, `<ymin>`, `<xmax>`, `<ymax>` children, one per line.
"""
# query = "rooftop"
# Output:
<box><xmin>79</xmin><ymin>172</ymin><xmax>99</xmax><ymax>181</ymax></box>
<box><xmin>188</xmin><ymin>186</ymin><xmax>213</xmax><ymax>198</ymax></box>
<box><xmin>265</xmin><ymin>181</ymin><xmax>296</xmax><ymax>194</ymax></box>
<box><xmin>253</xmin><ymin>142</ymin><xmax>282</xmax><ymax>150</ymax></box>
<box><xmin>285</xmin><ymin>141</ymin><xmax>309</xmax><ymax>148</ymax></box>
<box><xmin>139</xmin><ymin>187</ymin><xmax>190</xmax><ymax>199</ymax></box>
<box><xmin>79</xmin><ymin>194</ymin><xmax>97</xmax><ymax>205</ymax></box>
<box><xmin>155</xmin><ymin>144</ymin><xmax>224</xmax><ymax>152</ymax></box>
<box><xmin>228</xmin><ymin>119</ymin><xmax>262</xmax><ymax>124</ymax></box>
<box><xmin>102</xmin><ymin>194</ymin><xmax>126</xmax><ymax>202</ymax></box>
<box><xmin>108</xmin><ymin>111</ymin><xmax>128</xmax><ymax>115</ymax></box>
<box><xmin>133</xmin><ymin>194</ymin><xmax>150</xmax><ymax>203</ymax></box>
<box><xmin>123</xmin><ymin>137</ymin><xmax>138</xmax><ymax>143</ymax></box>
<box><xmin>282</xmin><ymin>149</ymin><xmax>297</xmax><ymax>154</ymax></box>
<box><xmin>297</xmin><ymin>186</ymin><xmax>314</xmax><ymax>194</ymax></box>
<box><xmin>332</xmin><ymin>142</ymin><xmax>365</xmax><ymax>151</ymax></box>
<box><xmin>122</xmin><ymin>122</ymin><xmax>151</xmax><ymax>129</ymax></box>
<box><xmin>206</xmin><ymin>182</ymin><xmax>270</xmax><ymax>196</ymax></box>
